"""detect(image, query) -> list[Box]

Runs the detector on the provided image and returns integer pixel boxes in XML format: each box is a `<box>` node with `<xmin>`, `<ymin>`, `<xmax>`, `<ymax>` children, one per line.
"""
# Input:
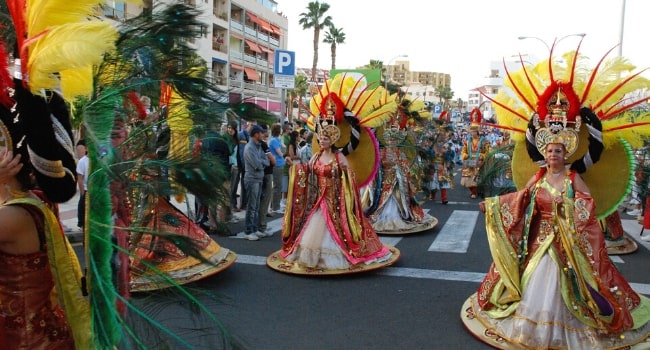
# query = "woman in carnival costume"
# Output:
<box><xmin>363</xmin><ymin>94</ymin><xmax>438</xmax><ymax>234</ymax></box>
<box><xmin>460</xmin><ymin>108</ymin><xmax>490</xmax><ymax>199</ymax></box>
<box><xmin>461</xmin><ymin>37</ymin><xmax>650</xmax><ymax>349</ymax></box>
<box><xmin>267</xmin><ymin>73</ymin><xmax>401</xmax><ymax>275</ymax></box>
<box><xmin>0</xmin><ymin>67</ymin><xmax>89</xmax><ymax>350</ymax></box>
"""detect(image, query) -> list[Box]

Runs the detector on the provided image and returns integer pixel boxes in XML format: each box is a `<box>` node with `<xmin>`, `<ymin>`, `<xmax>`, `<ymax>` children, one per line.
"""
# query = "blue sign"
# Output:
<box><xmin>274</xmin><ymin>50</ymin><xmax>295</xmax><ymax>76</ymax></box>
<box><xmin>434</xmin><ymin>104</ymin><xmax>442</xmax><ymax>113</ymax></box>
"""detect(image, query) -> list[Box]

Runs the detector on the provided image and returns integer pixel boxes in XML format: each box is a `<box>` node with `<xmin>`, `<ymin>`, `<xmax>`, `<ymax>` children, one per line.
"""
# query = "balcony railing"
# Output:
<box><xmin>244</xmin><ymin>26</ymin><xmax>256</xmax><ymax>37</ymax></box>
<box><xmin>257</xmin><ymin>32</ymin><xmax>269</xmax><ymax>42</ymax></box>
<box><xmin>231</xmin><ymin>21</ymin><xmax>243</xmax><ymax>31</ymax></box>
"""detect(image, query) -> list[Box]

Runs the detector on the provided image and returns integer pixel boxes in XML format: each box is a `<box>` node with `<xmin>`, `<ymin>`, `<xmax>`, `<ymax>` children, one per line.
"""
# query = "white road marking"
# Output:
<box><xmin>428</xmin><ymin>210</ymin><xmax>478</xmax><ymax>253</ymax></box>
<box><xmin>238</xmin><ymin>254</ymin><xmax>650</xmax><ymax>296</ymax></box>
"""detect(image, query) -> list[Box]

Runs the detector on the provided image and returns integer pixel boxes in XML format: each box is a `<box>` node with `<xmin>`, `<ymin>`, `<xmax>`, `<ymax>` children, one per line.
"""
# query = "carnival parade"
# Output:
<box><xmin>0</xmin><ymin>0</ymin><xmax>649</xmax><ymax>349</ymax></box>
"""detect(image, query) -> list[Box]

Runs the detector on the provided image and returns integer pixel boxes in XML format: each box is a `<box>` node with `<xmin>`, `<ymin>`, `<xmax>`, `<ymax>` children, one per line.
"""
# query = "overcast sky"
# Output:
<box><xmin>278</xmin><ymin>0</ymin><xmax>648</xmax><ymax>95</ymax></box>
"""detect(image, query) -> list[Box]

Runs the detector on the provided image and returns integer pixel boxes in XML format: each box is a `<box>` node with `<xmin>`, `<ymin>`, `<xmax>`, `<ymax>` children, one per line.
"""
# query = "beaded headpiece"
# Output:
<box><xmin>533</xmin><ymin>86</ymin><xmax>580</xmax><ymax>157</ymax></box>
<box><xmin>315</xmin><ymin>94</ymin><xmax>343</xmax><ymax>144</ymax></box>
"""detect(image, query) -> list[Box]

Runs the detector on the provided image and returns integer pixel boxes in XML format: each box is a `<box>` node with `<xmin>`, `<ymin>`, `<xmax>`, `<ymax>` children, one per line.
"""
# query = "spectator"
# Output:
<box><xmin>76</xmin><ymin>139</ymin><xmax>89</xmax><ymax>231</ymax></box>
<box><xmin>237</xmin><ymin>121</ymin><xmax>254</xmax><ymax>210</ymax></box>
<box><xmin>242</xmin><ymin>125</ymin><xmax>270</xmax><ymax>240</ymax></box>
<box><xmin>280</xmin><ymin>122</ymin><xmax>293</xmax><ymax>209</ymax></box>
<box><xmin>226</xmin><ymin>121</ymin><xmax>241</xmax><ymax>214</ymax></box>
<box><xmin>201</xmin><ymin>121</ymin><xmax>232</xmax><ymax>233</ymax></box>
<box><xmin>268</xmin><ymin>123</ymin><xmax>285</xmax><ymax>213</ymax></box>
<box><xmin>258</xmin><ymin>124</ymin><xmax>276</xmax><ymax>233</ymax></box>
<box><xmin>299</xmin><ymin>131</ymin><xmax>313</xmax><ymax>164</ymax></box>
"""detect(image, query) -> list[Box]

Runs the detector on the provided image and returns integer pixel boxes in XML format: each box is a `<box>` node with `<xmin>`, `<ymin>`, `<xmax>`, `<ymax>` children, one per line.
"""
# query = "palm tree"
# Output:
<box><xmin>287</xmin><ymin>75</ymin><xmax>310</xmax><ymax>122</ymax></box>
<box><xmin>435</xmin><ymin>85</ymin><xmax>454</xmax><ymax>110</ymax></box>
<box><xmin>323</xmin><ymin>25</ymin><xmax>346</xmax><ymax>70</ymax></box>
<box><xmin>298</xmin><ymin>1</ymin><xmax>333</xmax><ymax>83</ymax></box>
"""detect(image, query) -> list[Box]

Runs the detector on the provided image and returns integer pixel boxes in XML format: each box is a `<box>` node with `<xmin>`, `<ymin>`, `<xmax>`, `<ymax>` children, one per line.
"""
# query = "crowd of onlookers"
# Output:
<box><xmin>197</xmin><ymin>118</ymin><xmax>313</xmax><ymax>240</ymax></box>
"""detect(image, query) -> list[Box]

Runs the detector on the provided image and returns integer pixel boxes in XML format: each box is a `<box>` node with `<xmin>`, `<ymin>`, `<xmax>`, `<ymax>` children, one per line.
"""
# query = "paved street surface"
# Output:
<box><xmin>57</xmin><ymin>175</ymin><xmax>650</xmax><ymax>349</ymax></box>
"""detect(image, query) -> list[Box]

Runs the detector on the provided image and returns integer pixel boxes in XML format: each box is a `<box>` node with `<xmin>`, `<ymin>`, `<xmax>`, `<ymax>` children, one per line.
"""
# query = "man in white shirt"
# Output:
<box><xmin>76</xmin><ymin>139</ymin><xmax>89</xmax><ymax>231</ymax></box>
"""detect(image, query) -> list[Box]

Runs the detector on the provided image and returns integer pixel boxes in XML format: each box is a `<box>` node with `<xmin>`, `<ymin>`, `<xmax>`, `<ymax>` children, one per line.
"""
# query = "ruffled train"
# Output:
<box><xmin>472</xmin><ymin>254</ymin><xmax>650</xmax><ymax>349</ymax></box>
<box><xmin>284</xmin><ymin>208</ymin><xmax>392</xmax><ymax>269</ymax></box>
<box><xmin>370</xmin><ymin>195</ymin><xmax>436</xmax><ymax>232</ymax></box>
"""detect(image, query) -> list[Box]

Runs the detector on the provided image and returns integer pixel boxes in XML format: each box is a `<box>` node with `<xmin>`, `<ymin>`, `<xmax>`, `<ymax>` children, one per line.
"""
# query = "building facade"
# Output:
<box><xmin>104</xmin><ymin>0</ymin><xmax>289</xmax><ymax>115</ymax></box>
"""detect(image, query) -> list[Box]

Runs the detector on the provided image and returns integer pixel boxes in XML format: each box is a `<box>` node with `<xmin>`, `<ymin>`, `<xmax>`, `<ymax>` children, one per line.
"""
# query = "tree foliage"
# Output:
<box><xmin>298</xmin><ymin>1</ymin><xmax>332</xmax><ymax>82</ymax></box>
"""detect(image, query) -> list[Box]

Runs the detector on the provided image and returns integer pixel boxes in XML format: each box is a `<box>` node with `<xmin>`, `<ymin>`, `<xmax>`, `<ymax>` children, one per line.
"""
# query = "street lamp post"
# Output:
<box><xmin>384</xmin><ymin>54</ymin><xmax>408</xmax><ymax>90</ymax></box>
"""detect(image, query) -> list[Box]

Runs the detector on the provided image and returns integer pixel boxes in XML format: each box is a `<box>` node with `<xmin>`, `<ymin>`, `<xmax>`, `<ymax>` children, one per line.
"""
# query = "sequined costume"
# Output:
<box><xmin>460</xmin><ymin>133</ymin><xmax>489</xmax><ymax>198</ymax></box>
<box><xmin>280</xmin><ymin>152</ymin><xmax>392</xmax><ymax>269</ymax></box>
<box><xmin>427</xmin><ymin>141</ymin><xmax>454</xmax><ymax>203</ymax></box>
<box><xmin>469</xmin><ymin>169</ymin><xmax>650</xmax><ymax>349</ymax></box>
<box><xmin>365</xmin><ymin>146</ymin><xmax>437</xmax><ymax>233</ymax></box>
<box><xmin>0</xmin><ymin>196</ymin><xmax>89</xmax><ymax>349</ymax></box>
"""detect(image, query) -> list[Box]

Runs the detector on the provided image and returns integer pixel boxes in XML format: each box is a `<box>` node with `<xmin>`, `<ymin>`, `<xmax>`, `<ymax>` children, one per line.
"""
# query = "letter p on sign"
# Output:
<box><xmin>274</xmin><ymin>50</ymin><xmax>295</xmax><ymax>76</ymax></box>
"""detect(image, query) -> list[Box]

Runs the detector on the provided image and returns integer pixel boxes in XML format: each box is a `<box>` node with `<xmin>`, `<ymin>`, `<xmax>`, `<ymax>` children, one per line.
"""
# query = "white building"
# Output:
<box><xmin>104</xmin><ymin>0</ymin><xmax>289</xmax><ymax>115</ymax></box>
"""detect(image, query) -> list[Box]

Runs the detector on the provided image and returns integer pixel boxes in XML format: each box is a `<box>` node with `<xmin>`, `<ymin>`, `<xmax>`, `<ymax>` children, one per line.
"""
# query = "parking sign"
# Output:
<box><xmin>274</xmin><ymin>50</ymin><xmax>295</xmax><ymax>89</ymax></box>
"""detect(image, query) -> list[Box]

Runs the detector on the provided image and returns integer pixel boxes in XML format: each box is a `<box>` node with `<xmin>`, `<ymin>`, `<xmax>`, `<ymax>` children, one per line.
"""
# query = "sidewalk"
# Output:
<box><xmin>58</xmin><ymin>192</ymin><xmax>83</xmax><ymax>243</ymax></box>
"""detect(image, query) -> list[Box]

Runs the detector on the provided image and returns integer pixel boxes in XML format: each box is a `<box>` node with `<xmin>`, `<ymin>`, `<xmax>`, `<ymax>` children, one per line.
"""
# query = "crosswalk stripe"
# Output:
<box><xmin>428</xmin><ymin>210</ymin><xmax>478</xmax><ymax>253</ymax></box>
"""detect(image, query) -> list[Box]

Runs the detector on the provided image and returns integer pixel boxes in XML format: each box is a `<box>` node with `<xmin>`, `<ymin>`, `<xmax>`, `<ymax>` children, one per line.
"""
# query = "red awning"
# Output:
<box><xmin>270</xmin><ymin>24</ymin><xmax>282</xmax><ymax>35</ymax></box>
<box><xmin>258</xmin><ymin>19</ymin><xmax>273</xmax><ymax>33</ymax></box>
<box><xmin>243</xmin><ymin>67</ymin><xmax>259</xmax><ymax>81</ymax></box>
<box><xmin>230</xmin><ymin>63</ymin><xmax>244</xmax><ymax>70</ymax></box>
<box><xmin>230</xmin><ymin>33</ymin><xmax>243</xmax><ymax>40</ymax></box>
<box><xmin>259</xmin><ymin>45</ymin><xmax>273</xmax><ymax>54</ymax></box>
<box><xmin>245</xmin><ymin>40</ymin><xmax>261</xmax><ymax>53</ymax></box>
<box><xmin>246</xmin><ymin>12</ymin><xmax>259</xmax><ymax>22</ymax></box>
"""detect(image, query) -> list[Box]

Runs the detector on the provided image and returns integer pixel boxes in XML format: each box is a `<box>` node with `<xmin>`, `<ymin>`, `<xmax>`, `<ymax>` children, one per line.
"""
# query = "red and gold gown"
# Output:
<box><xmin>129</xmin><ymin>196</ymin><xmax>233</xmax><ymax>292</ymax></box>
<box><xmin>0</xmin><ymin>195</ymin><xmax>89</xmax><ymax>349</ymax></box>
<box><xmin>281</xmin><ymin>152</ymin><xmax>392</xmax><ymax>269</ymax></box>
<box><xmin>468</xmin><ymin>170</ymin><xmax>650</xmax><ymax>349</ymax></box>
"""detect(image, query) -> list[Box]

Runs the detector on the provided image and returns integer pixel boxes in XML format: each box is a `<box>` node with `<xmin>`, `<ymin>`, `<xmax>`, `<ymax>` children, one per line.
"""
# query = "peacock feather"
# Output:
<box><xmin>79</xmin><ymin>3</ymin><xmax>270</xmax><ymax>349</ymax></box>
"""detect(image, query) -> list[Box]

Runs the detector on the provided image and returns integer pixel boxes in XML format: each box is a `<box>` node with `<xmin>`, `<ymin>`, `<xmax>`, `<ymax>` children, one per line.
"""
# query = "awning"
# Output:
<box><xmin>243</xmin><ymin>67</ymin><xmax>259</xmax><ymax>81</ymax></box>
<box><xmin>259</xmin><ymin>46</ymin><xmax>273</xmax><ymax>54</ymax></box>
<box><xmin>270</xmin><ymin>24</ymin><xmax>282</xmax><ymax>35</ymax></box>
<box><xmin>258</xmin><ymin>19</ymin><xmax>273</xmax><ymax>33</ymax></box>
<box><xmin>246</xmin><ymin>12</ymin><xmax>259</xmax><ymax>22</ymax></box>
<box><xmin>230</xmin><ymin>63</ymin><xmax>244</xmax><ymax>70</ymax></box>
<box><xmin>230</xmin><ymin>32</ymin><xmax>243</xmax><ymax>40</ymax></box>
<box><xmin>245</xmin><ymin>40</ymin><xmax>261</xmax><ymax>53</ymax></box>
<box><xmin>246</xmin><ymin>12</ymin><xmax>266</xmax><ymax>29</ymax></box>
<box><xmin>212</xmin><ymin>57</ymin><xmax>227</xmax><ymax>64</ymax></box>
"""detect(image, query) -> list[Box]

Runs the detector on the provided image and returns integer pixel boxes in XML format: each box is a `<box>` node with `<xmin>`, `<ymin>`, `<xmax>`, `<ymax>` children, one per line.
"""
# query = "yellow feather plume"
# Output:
<box><xmin>26</xmin><ymin>21</ymin><xmax>118</xmax><ymax>100</ymax></box>
<box><xmin>602</xmin><ymin>111</ymin><xmax>650</xmax><ymax>149</ymax></box>
<box><xmin>27</xmin><ymin>0</ymin><xmax>104</xmax><ymax>36</ymax></box>
<box><xmin>309</xmin><ymin>73</ymin><xmax>397</xmax><ymax>125</ymax></box>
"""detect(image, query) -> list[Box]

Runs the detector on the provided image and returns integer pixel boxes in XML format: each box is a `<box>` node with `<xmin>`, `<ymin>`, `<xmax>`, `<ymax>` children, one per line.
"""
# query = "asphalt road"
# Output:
<box><xmin>64</xmin><ymin>175</ymin><xmax>650</xmax><ymax>350</ymax></box>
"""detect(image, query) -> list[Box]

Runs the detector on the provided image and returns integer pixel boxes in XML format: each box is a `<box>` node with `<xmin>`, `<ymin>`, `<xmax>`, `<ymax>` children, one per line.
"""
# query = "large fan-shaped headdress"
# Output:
<box><xmin>305</xmin><ymin>73</ymin><xmax>397</xmax><ymax>186</ymax></box>
<box><xmin>483</xmin><ymin>36</ymin><xmax>650</xmax><ymax>218</ymax></box>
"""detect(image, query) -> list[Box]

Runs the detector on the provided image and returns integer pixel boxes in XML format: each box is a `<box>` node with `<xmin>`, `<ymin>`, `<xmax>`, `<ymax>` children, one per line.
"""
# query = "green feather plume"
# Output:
<box><xmin>80</xmin><ymin>3</ymin><xmax>274</xmax><ymax>348</ymax></box>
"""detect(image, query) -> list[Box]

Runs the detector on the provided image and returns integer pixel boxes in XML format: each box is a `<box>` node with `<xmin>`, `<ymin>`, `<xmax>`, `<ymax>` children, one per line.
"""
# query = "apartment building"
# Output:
<box><xmin>466</xmin><ymin>59</ymin><xmax>529</xmax><ymax>121</ymax></box>
<box><xmin>104</xmin><ymin>0</ymin><xmax>289</xmax><ymax>115</ymax></box>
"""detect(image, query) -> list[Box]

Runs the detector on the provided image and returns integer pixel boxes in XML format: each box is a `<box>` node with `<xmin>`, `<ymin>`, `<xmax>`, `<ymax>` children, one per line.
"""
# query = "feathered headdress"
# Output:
<box><xmin>484</xmin><ymin>36</ymin><xmax>650</xmax><ymax>218</ymax></box>
<box><xmin>469</xmin><ymin>107</ymin><xmax>482</xmax><ymax>131</ymax></box>
<box><xmin>303</xmin><ymin>72</ymin><xmax>398</xmax><ymax>186</ymax></box>
<box><xmin>6</xmin><ymin>0</ymin><xmax>119</xmax><ymax>100</ymax></box>
<box><xmin>382</xmin><ymin>93</ymin><xmax>426</xmax><ymax>144</ymax></box>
